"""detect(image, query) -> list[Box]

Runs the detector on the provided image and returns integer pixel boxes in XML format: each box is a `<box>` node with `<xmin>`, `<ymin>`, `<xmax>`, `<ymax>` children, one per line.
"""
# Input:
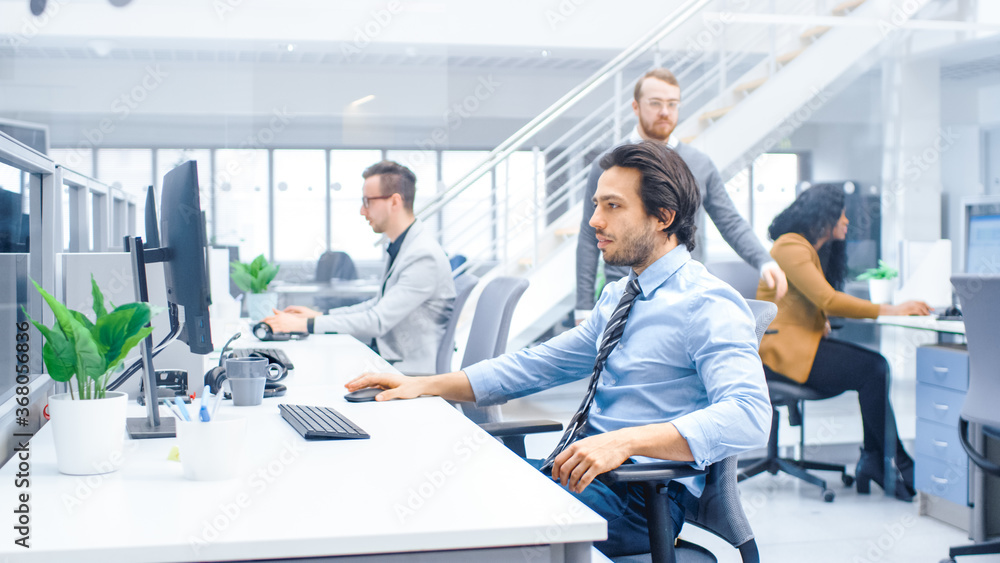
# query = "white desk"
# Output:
<box><xmin>876</xmin><ymin>315</ymin><xmax>965</xmax><ymax>336</ymax></box>
<box><xmin>0</xmin><ymin>335</ymin><xmax>605</xmax><ymax>562</ymax></box>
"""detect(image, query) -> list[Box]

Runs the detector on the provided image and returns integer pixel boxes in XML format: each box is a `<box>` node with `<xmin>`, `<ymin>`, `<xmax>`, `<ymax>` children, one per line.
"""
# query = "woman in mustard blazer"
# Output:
<box><xmin>757</xmin><ymin>184</ymin><xmax>930</xmax><ymax>501</ymax></box>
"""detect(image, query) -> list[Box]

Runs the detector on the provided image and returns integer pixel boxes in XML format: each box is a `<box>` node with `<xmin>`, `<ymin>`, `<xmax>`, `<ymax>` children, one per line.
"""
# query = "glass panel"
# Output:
<box><xmin>0</xmin><ymin>163</ymin><xmax>29</xmax><ymax>253</ymax></box>
<box><xmin>97</xmin><ymin>149</ymin><xmax>153</xmax><ymax>198</ymax></box>
<box><xmin>751</xmin><ymin>153</ymin><xmax>799</xmax><ymax>246</ymax></box>
<box><xmin>156</xmin><ymin>149</ymin><xmax>212</xmax><ymax>246</ymax></box>
<box><xmin>329</xmin><ymin>150</ymin><xmax>383</xmax><ymax>262</ymax></box>
<box><xmin>214</xmin><ymin>149</ymin><xmax>269</xmax><ymax>262</ymax></box>
<box><xmin>272</xmin><ymin>150</ymin><xmax>326</xmax><ymax>262</ymax></box>
<box><xmin>62</xmin><ymin>185</ymin><xmax>71</xmax><ymax>252</ymax></box>
<box><xmin>441</xmin><ymin>151</ymin><xmax>491</xmax><ymax>259</ymax></box>
<box><xmin>49</xmin><ymin>148</ymin><xmax>94</xmax><ymax>177</ymax></box>
<box><xmin>494</xmin><ymin>151</ymin><xmax>536</xmax><ymax>264</ymax></box>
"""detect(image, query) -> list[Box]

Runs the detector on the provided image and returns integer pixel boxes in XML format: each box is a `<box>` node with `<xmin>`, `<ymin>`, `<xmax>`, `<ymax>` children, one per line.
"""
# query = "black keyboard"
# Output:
<box><xmin>278</xmin><ymin>404</ymin><xmax>370</xmax><ymax>440</ymax></box>
<box><xmin>234</xmin><ymin>348</ymin><xmax>294</xmax><ymax>371</ymax></box>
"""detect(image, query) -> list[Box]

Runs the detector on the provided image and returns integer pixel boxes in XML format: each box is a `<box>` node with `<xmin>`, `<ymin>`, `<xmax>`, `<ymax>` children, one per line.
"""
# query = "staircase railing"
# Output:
<box><xmin>419</xmin><ymin>0</ymin><xmax>864</xmax><ymax>277</ymax></box>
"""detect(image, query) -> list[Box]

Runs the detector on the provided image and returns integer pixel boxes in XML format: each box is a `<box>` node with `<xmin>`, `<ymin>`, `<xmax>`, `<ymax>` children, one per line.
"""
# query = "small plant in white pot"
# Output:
<box><xmin>857</xmin><ymin>260</ymin><xmax>898</xmax><ymax>305</ymax></box>
<box><xmin>230</xmin><ymin>254</ymin><xmax>280</xmax><ymax>322</ymax></box>
<box><xmin>25</xmin><ymin>277</ymin><xmax>157</xmax><ymax>475</ymax></box>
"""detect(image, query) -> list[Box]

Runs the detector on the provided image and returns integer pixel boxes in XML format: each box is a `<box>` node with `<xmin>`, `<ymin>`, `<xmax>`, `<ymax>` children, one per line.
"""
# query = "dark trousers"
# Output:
<box><xmin>526</xmin><ymin>458</ymin><xmax>686</xmax><ymax>557</ymax></box>
<box><xmin>765</xmin><ymin>337</ymin><xmax>908</xmax><ymax>461</ymax></box>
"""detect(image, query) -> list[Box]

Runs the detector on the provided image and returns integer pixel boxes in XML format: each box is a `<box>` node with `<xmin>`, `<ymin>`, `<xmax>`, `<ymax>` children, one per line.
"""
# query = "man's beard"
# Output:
<box><xmin>601</xmin><ymin>227</ymin><xmax>657</xmax><ymax>268</ymax></box>
<box><xmin>638</xmin><ymin>113</ymin><xmax>674</xmax><ymax>142</ymax></box>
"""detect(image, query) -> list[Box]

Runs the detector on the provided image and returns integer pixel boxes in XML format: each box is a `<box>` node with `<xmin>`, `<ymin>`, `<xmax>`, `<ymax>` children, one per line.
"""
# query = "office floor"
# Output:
<box><xmin>502</xmin><ymin>379</ymin><xmax>994</xmax><ymax>563</ymax></box>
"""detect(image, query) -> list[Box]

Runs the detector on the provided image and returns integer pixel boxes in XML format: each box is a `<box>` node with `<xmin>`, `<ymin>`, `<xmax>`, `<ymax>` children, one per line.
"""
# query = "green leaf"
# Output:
<box><xmin>91</xmin><ymin>275</ymin><xmax>108</xmax><ymax>319</ymax></box>
<box><xmin>70</xmin><ymin>310</ymin><xmax>95</xmax><ymax>333</ymax></box>
<box><xmin>31</xmin><ymin>279</ymin><xmax>77</xmax><ymax>350</ymax></box>
<box><xmin>231</xmin><ymin>268</ymin><xmax>254</xmax><ymax>293</ymax></box>
<box><xmin>41</xmin><ymin>340</ymin><xmax>76</xmax><ymax>383</ymax></box>
<box><xmin>111</xmin><ymin>302</ymin><xmax>153</xmax><ymax>336</ymax></box>
<box><xmin>95</xmin><ymin>308</ymin><xmax>136</xmax><ymax>367</ymax></box>
<box><xmin>106</xmin><ymin>326</ymin><xmax>155</xmax><ymax>370</ymax></box>
<box><xmin>68</xmin><ymin>316</ymin><xmax>106</xmax><ymax>382</ymax></box>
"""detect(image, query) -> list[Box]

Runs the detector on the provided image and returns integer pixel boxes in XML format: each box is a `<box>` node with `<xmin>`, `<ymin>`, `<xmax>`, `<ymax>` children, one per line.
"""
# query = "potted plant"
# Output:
<box><xmin>857</xmin><ymin>260</ymin><xmax>898</xmax><ymax>305</ymax></box>
<box><xmin>230</xmin><ymin>254</ymin><xmax>280</xmax><ymax>321</ymax></box>
<box><xmin>25</xmin><ymin>277</ymin><xmax>157</xmax><ymax>475</ymax></box>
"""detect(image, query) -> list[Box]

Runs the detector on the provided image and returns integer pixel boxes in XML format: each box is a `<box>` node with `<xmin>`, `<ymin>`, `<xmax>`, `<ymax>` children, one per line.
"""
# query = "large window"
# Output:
<box><xmin>330</xmin><ymin>150</ymin><xmax>383</xmax><ymax>262</ymax></box>
<box><xmin>214</xmin><ymin>149</ymin><xmax>269</xmax><ymax>261</ymax></box>
<box><xmin>702</xmin><ymin>152</ymin><xmax>800</xmax><ymax>263</ymax></box>
<box><xmin>441</xmin><ymin>151</ymin><xmax>492</xmax><ymax>259</ymax></box>
<box><xmin>272</xmin><ymin>150</ymin><xmax>327</xmax><ymax>262</ymax></box>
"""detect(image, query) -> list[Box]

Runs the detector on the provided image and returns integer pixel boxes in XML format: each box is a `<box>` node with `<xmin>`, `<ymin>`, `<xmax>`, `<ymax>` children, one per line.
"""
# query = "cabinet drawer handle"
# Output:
<box><xmin>932</xmin><ymin>367</ymin><xmax>948</xmax><ymax>375</ymax></box>
<box><xmin>933</xmin><ymin>440</ymin><xmax>949</xmax><ymax>448</ymax></box>
<box><xmin>933</xmin><ymin>403</ymin><xmax>949</xmax><ymax>412</ymax></box>
<box><xmin>931</xmin><ymin>476</ymin><xmax>950</xmax><ymax>485</ymax></box>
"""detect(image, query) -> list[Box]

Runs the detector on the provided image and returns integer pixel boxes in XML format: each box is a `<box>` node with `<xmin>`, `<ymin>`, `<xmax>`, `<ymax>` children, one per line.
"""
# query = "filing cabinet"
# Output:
<box><xmin>915</xmin><ymin>344</ymin><xmax>970</xmax><ymax>524</ymax></box>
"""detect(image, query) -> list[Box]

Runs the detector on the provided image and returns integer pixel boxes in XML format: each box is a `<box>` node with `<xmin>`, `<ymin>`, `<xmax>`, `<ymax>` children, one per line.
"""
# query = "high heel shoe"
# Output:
<box><xmin>855</xmin><ymin>448</ymin><xmax>914</xmax><ymax>502</ymax></box>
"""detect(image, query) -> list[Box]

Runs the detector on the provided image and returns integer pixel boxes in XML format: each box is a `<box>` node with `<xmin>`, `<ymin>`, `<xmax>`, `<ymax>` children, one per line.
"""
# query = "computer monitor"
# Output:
<box><xmin>160</xmin><ymin>161</ymin><xmax>213</xmax><ymax>354</ymax></box>
<box><xmin>962</xmin><ymin>196</ymin><xmax>1000</xmax><ymax>275</ymax></box>
<box><xmin>144</xmin><ymin>184</ymin><xmax>160</xmax><ymax>249</ymax></box>
<box><xmin>120</xmin><ymin>160</ymin><xmax>213</xmax><ymax>438</ymax></box>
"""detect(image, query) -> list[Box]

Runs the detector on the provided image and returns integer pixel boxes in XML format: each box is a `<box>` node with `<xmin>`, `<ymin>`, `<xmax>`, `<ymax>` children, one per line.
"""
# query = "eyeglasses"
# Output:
<box><xmin>361</xmin><ymin>195</ymin><xmax>393</xmax><ymax>208</ymax></box>
<box><xmin>642</xmin><ymin>99</ymin><xmax>681</xmax><ymax>112</ymax></box>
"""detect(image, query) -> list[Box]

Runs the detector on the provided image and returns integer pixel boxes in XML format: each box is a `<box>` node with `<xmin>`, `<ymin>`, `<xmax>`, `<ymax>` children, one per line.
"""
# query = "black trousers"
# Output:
<box><xmin>765</xmin><ymin>337</ymin><xmax>905</xmax><ymax>458</ymax></box>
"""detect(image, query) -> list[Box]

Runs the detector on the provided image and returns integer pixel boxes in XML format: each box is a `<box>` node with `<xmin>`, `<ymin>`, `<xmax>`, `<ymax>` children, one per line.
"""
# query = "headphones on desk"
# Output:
<box><xmin>204</xmin><ymin>332</ymin><xmax>289</xmax><ymax>399</ymax></box>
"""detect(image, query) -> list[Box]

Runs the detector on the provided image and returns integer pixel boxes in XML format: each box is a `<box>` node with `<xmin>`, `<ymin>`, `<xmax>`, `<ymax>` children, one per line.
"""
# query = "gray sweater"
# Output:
<box><xmin>575</xmin><ymin>138</ymin><xmax>770</xmax><ymax>311</ymax></box>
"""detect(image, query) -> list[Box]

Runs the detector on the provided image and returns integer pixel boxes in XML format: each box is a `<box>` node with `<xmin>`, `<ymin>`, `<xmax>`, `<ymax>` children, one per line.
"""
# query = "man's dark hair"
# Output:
<box><xmin>598</xmin><ymin>141</ymin><xmax>700</xmax><ymax>251</ymax></box>
<box><xmin>362</xmin><ymin>160</ymin><xmax>417</xmax><ymax>212</ymax></box>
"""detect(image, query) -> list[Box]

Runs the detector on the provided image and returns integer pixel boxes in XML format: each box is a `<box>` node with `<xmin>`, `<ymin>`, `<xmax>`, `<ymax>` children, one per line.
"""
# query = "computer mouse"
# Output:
<box><xmin>344</xmin><ymin>387</ymin><xmax>382</xmax><ymax>402</ymax></box>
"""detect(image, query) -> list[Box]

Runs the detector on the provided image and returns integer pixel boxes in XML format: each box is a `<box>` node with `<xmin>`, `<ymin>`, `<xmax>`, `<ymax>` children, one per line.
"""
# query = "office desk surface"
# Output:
<box><xmin>876</xmin><ymin>315</ymin><xmax>965</xmax><ymax>335</ymax></box>
<box><xmin>1</xmin><ymin>336</ymin><xmax>605</xmax><ymax>563</ymax></box>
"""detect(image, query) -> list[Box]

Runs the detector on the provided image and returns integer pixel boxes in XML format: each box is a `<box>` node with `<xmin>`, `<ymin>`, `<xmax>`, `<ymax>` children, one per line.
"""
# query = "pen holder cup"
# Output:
<box><xmin>226</xmin><ymin>377</ymin><xmax>267</xmax><ymax>406</ymax></box>
<box><xmin>176</xmin><ymin>416</ymin><xmax>247</xmax><ymax>481</ymax></box>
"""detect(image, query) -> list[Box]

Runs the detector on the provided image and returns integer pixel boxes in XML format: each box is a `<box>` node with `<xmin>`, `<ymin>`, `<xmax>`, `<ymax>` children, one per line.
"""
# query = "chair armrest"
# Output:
<box><xmin>479</xmin><ymin>420</ymin><xmax>563</xmax><ymax>437</ymax></box>
<box><xmin>605</xmin><ymin>461</ymin><xmax>706</xmax><ymax>484</ymax></box>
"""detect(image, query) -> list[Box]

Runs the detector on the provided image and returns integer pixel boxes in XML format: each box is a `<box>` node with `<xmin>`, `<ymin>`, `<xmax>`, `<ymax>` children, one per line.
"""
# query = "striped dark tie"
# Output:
<box><xmin>540</xmin><ymin>277</ymin><xmax>641</xmax><ymax>473</ymax></box>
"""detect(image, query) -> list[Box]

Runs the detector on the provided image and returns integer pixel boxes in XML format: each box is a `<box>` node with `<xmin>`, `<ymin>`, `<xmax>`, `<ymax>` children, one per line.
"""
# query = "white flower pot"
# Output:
<box><xmin>48</xmin><ymin>392</ymin><xmax>128</xmax><ymax>475</ymax></box>
<box><xmin>245</xmin><ymin>292</ymin><xmax>278</xmax><ymax>322</ymax></box>
<box><xmin>868</xmin><ymin>279</ymin><xmax>894</xmax><ymax>305</ymax></box>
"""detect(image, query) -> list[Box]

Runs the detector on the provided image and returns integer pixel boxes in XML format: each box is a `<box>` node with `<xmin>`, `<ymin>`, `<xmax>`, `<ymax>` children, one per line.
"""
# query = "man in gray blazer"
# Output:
<box><xmin>576</xmin><ymin>68</ymin><xmax>787</xmax><ymax>323</ymax></box>
<box><xmin>263</xmin><ymin>161</ymin><xmax>456</xmax><ymax>373</ymax></box>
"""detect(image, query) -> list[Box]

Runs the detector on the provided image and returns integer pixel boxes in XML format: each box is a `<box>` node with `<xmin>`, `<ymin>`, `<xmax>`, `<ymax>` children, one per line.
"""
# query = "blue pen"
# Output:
<box><xmin>199</xmin><ymin>385</ymin><xmax>212</xmax><ymax>422</ymax></box>
<box><xmin>172</xmin><ymin>397</ymin><xmax>191</xmax><ymax>421</ymax></box>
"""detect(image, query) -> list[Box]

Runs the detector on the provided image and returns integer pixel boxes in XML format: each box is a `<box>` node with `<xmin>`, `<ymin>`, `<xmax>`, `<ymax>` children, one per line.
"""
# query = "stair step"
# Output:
<box><xmin>800</xmin><ymin>25</ymin><xmax>831</xmax><ymax>41</ymax></box>
<box><xmin>831</xmin><ymin>0</ymin><xmax>866</xmax><ymax>16</ymax></box>
<box><xmin>775</xmin><ymin>48</ymin><xmax>805</xmax><ymax>65</ymax></box>
<box><xmin>733</xmin><ymin>76</ymin><xmax>768</xmax><ymax>94</ymax></box>
<box><xmin>680</xmin><ymin>135</ymin><xmax>698</xmax><ymax>144</ymax></box>
<box><xmin>699</xmin><ymin>105</ymin><xmax>734</xmax><ymax>122</ymax></box>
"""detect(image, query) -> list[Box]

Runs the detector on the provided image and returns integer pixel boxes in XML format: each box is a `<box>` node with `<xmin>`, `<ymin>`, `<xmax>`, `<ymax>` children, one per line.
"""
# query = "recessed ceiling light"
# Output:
<box><xmin>349</xmin><ymin>94</ymin><xmax>375</xmax><ymax>107</ymax></box>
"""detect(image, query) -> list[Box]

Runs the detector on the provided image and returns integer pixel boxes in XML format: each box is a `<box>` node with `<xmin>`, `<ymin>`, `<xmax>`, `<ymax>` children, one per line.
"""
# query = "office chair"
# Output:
<box><xmin>314</xmin><ymin>251</ymin><xmax>360</xmax><ymax>310</ymax></box>
<box><xmin>942</xmin><ymin>275</ymin><xmax>1000</xmax><ymax>563</ymax></box>
<box><xmin>705</xmin><ymin>261</ymin><xmax>850</xmax><ymax>501</ymax></box>
<box><xmin>487</xmin><ymin>299</ymin><xmax>776</xmax><ymax>563</ymax></box>
<box><xmin>409</xmin><ymin>273</ymin><xmax>479</xmax><ymax>376</ymax></box>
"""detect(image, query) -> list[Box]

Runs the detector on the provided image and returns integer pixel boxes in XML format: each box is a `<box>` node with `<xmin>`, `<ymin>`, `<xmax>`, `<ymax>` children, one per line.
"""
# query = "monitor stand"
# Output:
<box><xmin>125</xmin><ymin>235</ymin><xmax>175</xmax><ymax>439</ymax></box>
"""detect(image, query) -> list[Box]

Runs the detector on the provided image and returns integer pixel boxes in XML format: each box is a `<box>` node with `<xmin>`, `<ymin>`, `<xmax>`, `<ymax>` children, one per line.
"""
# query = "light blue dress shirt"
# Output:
<box><xmin>465</xmin><ymin>246</ymin><xmax>771</xmax><ymax>496</ymax></box>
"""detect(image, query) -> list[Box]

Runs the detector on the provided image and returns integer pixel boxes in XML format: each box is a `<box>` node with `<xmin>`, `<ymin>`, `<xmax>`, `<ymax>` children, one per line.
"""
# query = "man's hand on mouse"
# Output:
<box><xmin>261</xmin><ymin>310</ymin><xmax>308</xmax><ymax>333</ymax></box>
<box><xmin>346</xmin><ymin>372</ymin><xmax>426</xmax><ymax>401</ymax></box>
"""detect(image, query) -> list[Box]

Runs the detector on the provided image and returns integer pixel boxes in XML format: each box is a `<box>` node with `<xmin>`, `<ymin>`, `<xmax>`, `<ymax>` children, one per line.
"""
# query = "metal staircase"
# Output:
<box><xmin>420</xmin><ymin>0</ymin><xmax>936</xmax><ymax>358</ymax></box>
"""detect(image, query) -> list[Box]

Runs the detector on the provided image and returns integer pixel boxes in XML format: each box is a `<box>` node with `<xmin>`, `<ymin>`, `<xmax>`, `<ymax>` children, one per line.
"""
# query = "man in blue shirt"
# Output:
<box><xmin>348</xmin><ymin>142</ymin><xmax>770</xmax><ymax>558</ymax></box>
